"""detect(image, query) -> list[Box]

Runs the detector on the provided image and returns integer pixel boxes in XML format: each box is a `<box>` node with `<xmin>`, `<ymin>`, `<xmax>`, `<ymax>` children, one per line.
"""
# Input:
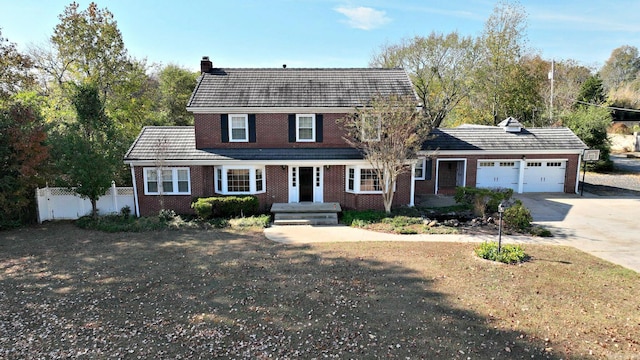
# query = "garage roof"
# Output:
<box><xmin>423</xmin><ymin>126</ymin><xmax>588</xmax><ymax>152</ymax></box>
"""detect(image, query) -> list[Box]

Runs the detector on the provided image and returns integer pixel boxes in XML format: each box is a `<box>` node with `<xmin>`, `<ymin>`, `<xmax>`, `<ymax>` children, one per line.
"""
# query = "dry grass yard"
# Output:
<box><xmin>1</xmin><ymin>222</ymin><xmax>639</xmax><ymax>359</ymax></box>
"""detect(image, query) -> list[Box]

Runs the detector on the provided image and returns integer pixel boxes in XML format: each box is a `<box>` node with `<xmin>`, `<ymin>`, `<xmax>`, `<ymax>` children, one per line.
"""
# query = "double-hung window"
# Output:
<box><xmin>296</xmin><ymin>114</ymin><xmax>315</xmax><ymax>142</ymax></box>
<box><xmin>215</xmin><ymin>166</ymin><xmax>265</xmax><ymax>195</ymax></box>
<box><xmin>229</xmin><ymin>114</ymin><xmax>248</xmax><ymax>142</ymax></box>
<box><xmin>361</xmin><ymin>115</ymin><xmax>381</xmax><ymax>142</ymax></box>
<box><xmin>414</xmin><ymin>158</ymin><xmax>426</xmax><ymax>180</ymax></box>
<box><xmin>144</xmin><ymin>167</ymin><xmax>190</xmax><ymax>195</ymax></box>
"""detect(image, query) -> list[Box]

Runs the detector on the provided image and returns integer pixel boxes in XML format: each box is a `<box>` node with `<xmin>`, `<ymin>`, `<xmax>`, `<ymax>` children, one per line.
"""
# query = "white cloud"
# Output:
<box><xmin>335</xmin><ymin>6</ymin><xmax>391</xmax><ymax>30</ymax></box>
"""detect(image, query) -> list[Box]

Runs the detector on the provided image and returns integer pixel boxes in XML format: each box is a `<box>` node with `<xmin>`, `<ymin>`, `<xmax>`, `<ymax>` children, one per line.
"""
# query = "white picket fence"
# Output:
<box><xmin>36</xmin><ymin>181</ymin><xmax>135</xmax><ymax>223</ymax></box>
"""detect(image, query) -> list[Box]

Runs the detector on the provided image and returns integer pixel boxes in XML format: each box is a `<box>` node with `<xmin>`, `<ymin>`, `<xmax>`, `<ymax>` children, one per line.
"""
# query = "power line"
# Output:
<box><xmin>575</xmin><ymin>100</ymin><xmax>640</xmax><ymax>113</ymax></box>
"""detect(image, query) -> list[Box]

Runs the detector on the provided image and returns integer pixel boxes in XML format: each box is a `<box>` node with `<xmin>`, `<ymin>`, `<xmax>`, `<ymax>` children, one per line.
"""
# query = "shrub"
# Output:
<box><xmin>341</xmin><ymin>209</ymin><xmax>386</xmax><ymax>226</ymax></box>
<box><xmin>120</xmin><ymin>205</ymin><xmax>131</xmax><ymax>218</ymax></box>
<box><xmin>475</xmin><ymin>241</ymin><xmax>529</xmax><ymax>264</ymax></box>
<box><xmin>158</xmin><ymin>209</ymin><xmax>177</xmax><ymax>222</ymax></box>
<box><xmin>454</xmin><ymin>187</ymin><xmax>513</xmax><ymax>216</ymax></box>
<box><xmin>530</xmin><ymin>225</ymin><xmax>553</xmax><ymax>237</ymax></box>
<box><xmin>75</xmin><ymin>214</ymin><xmax>165</xmax><ymax>232</ymax></box>
<box><xmin>192</xmin><ymin>196</ymin><xmax>259</xmax><ymax>219</ymax></box>
<box><xmin>502</xmin><ymin>200</ymin><xmax>532</xmax><ymax>231</ymax></box>
<box><xmin>229</xmin><ymin>214</ymin><xmax>271</xmax><ymax>228</ymax></box>
<box><xmin>381</xmin><ymin>216</ymin><xmax>423</xmax><ymax>227</ymax></box>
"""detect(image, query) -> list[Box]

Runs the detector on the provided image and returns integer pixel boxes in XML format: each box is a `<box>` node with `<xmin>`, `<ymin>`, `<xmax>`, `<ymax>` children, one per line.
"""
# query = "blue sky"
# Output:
<box><xmin>1</xmin><ymin>0</ymin><xmax>639</xmax><ymax>71</ymax></box>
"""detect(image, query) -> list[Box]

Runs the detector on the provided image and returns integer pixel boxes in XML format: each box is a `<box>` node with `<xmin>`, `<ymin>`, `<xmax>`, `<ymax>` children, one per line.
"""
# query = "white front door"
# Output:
<box><xmin>288</xmin><ymin>166</ymin><xmax>323</xmax><ymax>203</ymax></box>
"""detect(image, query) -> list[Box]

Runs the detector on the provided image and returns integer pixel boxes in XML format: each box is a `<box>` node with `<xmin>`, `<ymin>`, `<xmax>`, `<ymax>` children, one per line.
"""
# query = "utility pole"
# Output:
<box><xmin>548</xmin><ymin>59</ymin><xmax>555</xmax><ymax>123</ymax></box>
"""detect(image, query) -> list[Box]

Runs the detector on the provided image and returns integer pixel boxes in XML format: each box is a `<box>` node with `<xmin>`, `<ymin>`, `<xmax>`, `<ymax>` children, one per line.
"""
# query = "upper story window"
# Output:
<box><xmin>214</xmin><ymin>165</ymin><xmax>265</xmax><ymax>195</ymax></box>
<box><xmin>296</xmin><ymin>114</ymin><xmax>316</xmax><ymax>142</ymax></box>
<box><xmin>361</xmin><ymin>115</ymin><xmax>381</xmax><ymax>142</ymax></box>
<box><xmin>144</xmin><ymin>167</ymin><xmax>191</xmax><ymax>195</ymax></box>
<box><xmin>229</xmin><ymin>114</ymin><xmax>248</xmax><ymax>142</ymax></box>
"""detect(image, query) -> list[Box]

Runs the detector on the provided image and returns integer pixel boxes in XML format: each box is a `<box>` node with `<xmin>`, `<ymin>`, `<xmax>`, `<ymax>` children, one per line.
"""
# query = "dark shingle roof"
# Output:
<box><xmin>186</xmin><ymin>68</ymin><xmax>417</xmax><ymax>108</ymax></box>
<box><xmin>423</xmin><ymin>127</ymin><xmax>588</xmax><ymax>152</ymax></box>
<box><xmin>124</xmin><ymin>126</ymin><xmax>364</xmax><ymax>162</ymax></box>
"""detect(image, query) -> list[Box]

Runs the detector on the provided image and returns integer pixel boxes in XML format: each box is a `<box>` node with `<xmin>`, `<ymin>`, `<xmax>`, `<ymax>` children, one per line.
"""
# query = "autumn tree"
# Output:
<box><xmin>0</xmin><ymin>29</ymin><xmax>35</xmax><ymax>101</ymax></box>
<box><xmin>0</xmin><ymin>98</ymin><xmax>49</xmax><ymax>228</ymax></box>
<box><xmin>473</xmin><ymin>1</ymin><xmax>529</xmax><ymax>124</ymax></box>
<box><xmin>340</xmin><ymin>95</ymin><xmax>429</xmax><ymax>213</ymax></box>
<box><xmin>599</xmin><ymin>45</ymin><xmax>640</xmax><ymax>92</ymax></box>
<box><xmin>51</xmin><ymin>83</ymin><xmax>122</xmax><ymax>217</ymax></box>
<box><xmin>370</xmin><ymin>32</ymin><xmax>477</xmax><ymax>128</ymax></box>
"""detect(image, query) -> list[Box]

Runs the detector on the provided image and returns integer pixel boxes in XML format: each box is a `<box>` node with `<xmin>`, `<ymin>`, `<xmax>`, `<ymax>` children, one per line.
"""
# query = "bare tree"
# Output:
<box><xmin>339</xmin><ymin>95</ymin><xmax>430</xmax><ymax>213</ymax></box>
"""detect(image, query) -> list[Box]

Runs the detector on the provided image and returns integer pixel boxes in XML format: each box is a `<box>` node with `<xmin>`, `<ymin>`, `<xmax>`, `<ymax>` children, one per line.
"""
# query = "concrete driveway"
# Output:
<box><xmin>517</xmin><ymin>193</ymin><xmax>640</xmax><ymax>272</ymax></box>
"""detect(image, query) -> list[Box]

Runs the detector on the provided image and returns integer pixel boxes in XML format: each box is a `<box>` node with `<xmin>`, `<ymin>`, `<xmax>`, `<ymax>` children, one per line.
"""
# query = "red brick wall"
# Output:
<box><xmin>340</xmin><ymin>171</ymin><xmax>412</xmax><ymax>210</ymax></box>
<box><xmin>134</xmin><ymin>166</ymin><xmax>202</xmax><ymax>216</ymax></box>
<box><xmin>194</xmin><ymin>113</ymin><xmax>351</xmax><ymax>149</ymax></box>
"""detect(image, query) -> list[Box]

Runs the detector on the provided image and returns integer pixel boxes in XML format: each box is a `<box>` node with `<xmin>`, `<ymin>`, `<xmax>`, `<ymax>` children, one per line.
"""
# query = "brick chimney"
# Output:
<box><xmin>200</xmin><ymin>56</ymin><xmax>212</xmax><ymax>73</ymax></box>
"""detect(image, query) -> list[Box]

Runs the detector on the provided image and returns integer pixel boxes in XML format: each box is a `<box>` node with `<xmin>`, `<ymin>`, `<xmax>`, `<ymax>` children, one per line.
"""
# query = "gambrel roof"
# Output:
<box><xmin>186</xmin><ymin>68</ymin><xmax>417</xmax><ymax>109</ymax></box>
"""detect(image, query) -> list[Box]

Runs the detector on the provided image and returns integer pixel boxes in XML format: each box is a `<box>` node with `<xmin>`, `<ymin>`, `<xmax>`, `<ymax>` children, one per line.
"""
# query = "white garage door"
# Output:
<box><xmin>476</xmin><ymin>160</ymin><xmax>519</xmax><ymax>191</ymax></box>
<box><xmin>523</xmin><ymin>161</ymin><xmax>566</xmax><ymax>192</ymax></box>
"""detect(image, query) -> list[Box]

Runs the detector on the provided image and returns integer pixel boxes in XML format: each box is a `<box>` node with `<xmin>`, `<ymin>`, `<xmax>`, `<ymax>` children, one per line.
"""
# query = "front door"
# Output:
<box><xmin>299</xmin><ymin>167</ymin><xmax>314</xmax><ymax>202</ymax></box>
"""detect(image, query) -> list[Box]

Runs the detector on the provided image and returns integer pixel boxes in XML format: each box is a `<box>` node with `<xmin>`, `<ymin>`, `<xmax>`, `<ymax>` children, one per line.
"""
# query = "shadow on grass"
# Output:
<box><xmin>0</xmin><ymin>222</ymin><xmax>565</xmax><ymax>358</ymax></box>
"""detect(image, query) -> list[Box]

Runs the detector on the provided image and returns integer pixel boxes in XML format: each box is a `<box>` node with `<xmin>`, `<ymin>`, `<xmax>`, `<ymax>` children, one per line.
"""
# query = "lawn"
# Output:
<box><xmin>1</xmin><ymin>223</ymin><xmax>639</xmax><ymax>359</ymax></box>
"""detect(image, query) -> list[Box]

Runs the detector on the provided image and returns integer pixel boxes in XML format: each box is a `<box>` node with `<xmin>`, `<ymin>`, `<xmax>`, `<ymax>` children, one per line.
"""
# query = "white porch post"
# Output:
<box><xmin>130</xmin><ymin>164</ymin><xmax>140</xmax><ymax>217</ymax></box>
<box><xmin>409</xmin><ymin>162</ymin><xmax>416</xmax><ymax>207</ymax></box>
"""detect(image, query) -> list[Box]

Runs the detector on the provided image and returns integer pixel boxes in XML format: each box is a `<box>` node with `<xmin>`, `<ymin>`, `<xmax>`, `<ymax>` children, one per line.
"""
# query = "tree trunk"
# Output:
<box><xmin>91</xmin><ymin>198</ymin><xmax>98</xmax><ymax>218</ymax></box>
<box><xmin>382</xmin><ymin>177</ymin><xmax>395</xmax><ymax>214</ymax></box>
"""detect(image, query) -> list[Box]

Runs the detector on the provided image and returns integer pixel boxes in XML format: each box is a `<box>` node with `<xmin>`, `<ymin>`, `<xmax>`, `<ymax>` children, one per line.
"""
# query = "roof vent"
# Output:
<box><xmin>498</xmin><ymin>116</ymin><xmax>523</xmax><ymax>133</ymax></box>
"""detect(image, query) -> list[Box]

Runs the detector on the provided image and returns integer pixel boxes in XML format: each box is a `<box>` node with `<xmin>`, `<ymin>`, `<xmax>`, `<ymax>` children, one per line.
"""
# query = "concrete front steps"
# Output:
<box><xmin>271</xmin><ymin>202</ymin><xmax>342</xmax><ymax>225</ymax></box>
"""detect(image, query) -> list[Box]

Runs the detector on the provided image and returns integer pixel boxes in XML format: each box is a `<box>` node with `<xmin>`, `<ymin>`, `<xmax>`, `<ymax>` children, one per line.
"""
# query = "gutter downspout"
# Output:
<box><xmin>130</xmin><ymin>164</ymin><xmax>140</xmax><ymax>217</ymax></box>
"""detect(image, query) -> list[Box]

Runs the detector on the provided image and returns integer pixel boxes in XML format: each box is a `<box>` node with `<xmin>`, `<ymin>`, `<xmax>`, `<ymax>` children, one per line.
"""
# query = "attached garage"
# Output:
<box><xmin>417</xmin><ymin>117</ymin><xmax>588</xmax><ymax>196</ymax></box>
<box><xmin>523</xmin><ymin>160</ymin><xmax>566</xmax><ymax>192</ymax></box>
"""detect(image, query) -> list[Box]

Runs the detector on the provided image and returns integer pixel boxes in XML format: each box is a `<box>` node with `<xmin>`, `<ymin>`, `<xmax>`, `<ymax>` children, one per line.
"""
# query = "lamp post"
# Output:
<box><xmin>497</xmin><ymin>202</ymin><xmax>505</xmax><ymax>253</ymax></box>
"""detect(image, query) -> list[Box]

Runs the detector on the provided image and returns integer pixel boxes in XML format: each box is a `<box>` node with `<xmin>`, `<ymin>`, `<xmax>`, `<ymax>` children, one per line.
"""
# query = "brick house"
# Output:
<box><xmin>124</xmin><ymin>57</ymin><xmax>587</xmax><ymax>217</ymax></box>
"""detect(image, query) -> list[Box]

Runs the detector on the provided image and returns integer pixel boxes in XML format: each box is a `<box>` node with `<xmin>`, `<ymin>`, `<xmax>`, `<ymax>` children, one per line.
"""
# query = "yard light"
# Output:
<box><xmin>497</xmin><ymin>202</ymin><xmax>505</xmax><ymax>253</ymax></box>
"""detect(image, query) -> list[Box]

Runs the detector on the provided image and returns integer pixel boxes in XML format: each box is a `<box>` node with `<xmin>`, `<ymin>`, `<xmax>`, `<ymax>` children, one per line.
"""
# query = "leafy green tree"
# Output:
<box><xmin>575</xmin><ymin>75</ymin><xmax>606</xmax><ymax>107</ymax></box>
<box><xmin>339</xmin><ymin>95</ymin><xmax>430</xmax><ymax>213</ymax></box>
<box><xmin>156</xmin><ymin>64</ymin><xmax>198</xmax><ymax>126</ymax></box>
<box><xmin>0</xmin><ymin>97</ymin><xmax>49</xmax><ymax>228</ymax></box>
<box><xmin>51</xmin><ymin>83</ymin><xmax>121</xmax><ymax>217</ymax></box>
<box><xmin>562</xmin><ymin>106</ymin><xmax>612</xmax><ymax>171</ymax></box>
<box><xmin>370</xmin><ymin>32</ymin><xmax>477</xmax><ymax>128</ymax></box>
